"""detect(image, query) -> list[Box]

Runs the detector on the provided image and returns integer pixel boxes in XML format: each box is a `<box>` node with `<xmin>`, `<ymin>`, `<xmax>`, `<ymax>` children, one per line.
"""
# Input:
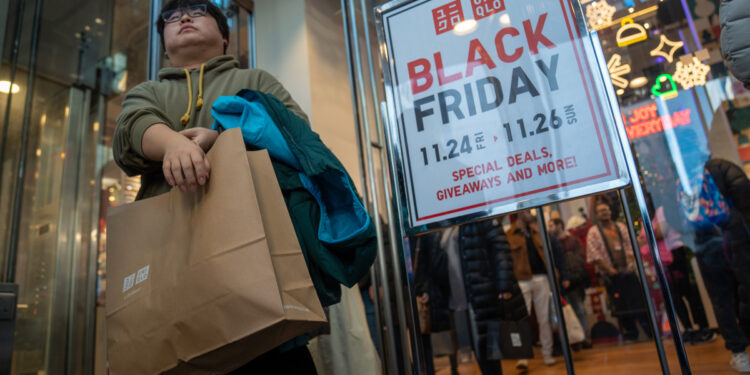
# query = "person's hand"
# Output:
<box><xmin>417</xmin><ymin>293</ymin><xmax>429</xmax><ymax>304</ymax></box>
<box><xmin>499</xmin><ymin>292</ymin><xmax>512</xmax><ymax>300</ymax></box>
<box><xmin>562</xmin><ymin>280</ymin><xmax>571</xmax><ymax>289</ymax></box>
<box><xmin>608</xmin><ymin>267</ymin><xmax>619</xmax><ymax>276</ymax></box>
<box><xmin>163</xmin><ymin>135</ymin><xmax>210</xmax><ymax>192</ymax></box>
<box><xmin>180</xmin><ymin>127</ymin><xmax>219</xmax><ymax>152</ymax></box>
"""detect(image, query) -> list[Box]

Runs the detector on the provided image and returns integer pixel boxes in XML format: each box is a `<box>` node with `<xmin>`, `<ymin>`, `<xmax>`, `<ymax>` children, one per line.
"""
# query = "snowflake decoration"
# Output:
<box><xmin>673</xmin><ymin>57</ymin><xmax>711</xmax><ymax>89</ymax></box>
<box><xmin>586</xmin><ymin>1</ymin><xmax>616</xmax><ymax>30</ymax></box>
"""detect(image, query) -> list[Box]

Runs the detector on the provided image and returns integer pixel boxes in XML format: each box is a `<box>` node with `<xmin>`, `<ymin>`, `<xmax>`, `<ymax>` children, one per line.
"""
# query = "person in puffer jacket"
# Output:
<box><xmin>720</xmin><ymin>0</ymin><xmax>750</xmax><ymax>89</ymax></box>
<box><xmin>702</xmin><ymin>158</ymin><xmax>750</xmax><ymax>372</ymax></box>
<box><xmin>414</xmin><ymin>218</ymin><xmax>527</xmax><ymax>375</ymax></box>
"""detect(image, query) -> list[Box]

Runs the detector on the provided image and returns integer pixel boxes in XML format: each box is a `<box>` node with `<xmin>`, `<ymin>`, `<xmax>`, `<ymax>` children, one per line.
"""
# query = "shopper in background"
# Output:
<box><xmin>586</xmin><ymin>201</ymin><xmax>652</xmax><ymax>343</ymax></box>
<box><xmin>506</xmin><ymin>210</ymin><xmax>569</xmax><ymax>369</ymax></box>
<box><xmin>550</xmin><ymin>218</ymin><xmax>592</xmax><ymax>350</ymax></box>
<box><xmin>682</xmin><ymin>156</ymin><xmax>750</xmax><ymax>372</ymax></box>
<box><xmin>638</xmin><ymin>198</ymin><xmax>715</xmax><ymax>346</ymax></box>
<box><xmin>415</xmin><ymin>219</ymin><xmax>523</xmax><ymax>375</ymax></box>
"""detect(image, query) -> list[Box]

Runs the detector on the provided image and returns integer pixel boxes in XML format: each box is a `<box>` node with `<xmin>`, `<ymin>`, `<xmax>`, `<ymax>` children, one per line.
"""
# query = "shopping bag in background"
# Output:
<box><xmin>499</xmin><ymin>317</ymin><xmax>534</xmax><ymax>359</ymax></box>
<box><xmin>563</xmin><ymin>304</ymin><xmax>585</xmax><ymax>344</ymax></box>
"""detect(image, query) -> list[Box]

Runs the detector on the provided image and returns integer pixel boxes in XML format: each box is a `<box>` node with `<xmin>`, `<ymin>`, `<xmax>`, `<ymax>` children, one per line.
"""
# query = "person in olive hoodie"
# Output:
<box><xmin>114</xmin><ymin>0</ymin><xmax>308</xmax><ymax>200</ymax></box>
<box><xmin>113</xmin><ymin>1</ymin><xmax>323</xmax><ymax>373</ymax></box>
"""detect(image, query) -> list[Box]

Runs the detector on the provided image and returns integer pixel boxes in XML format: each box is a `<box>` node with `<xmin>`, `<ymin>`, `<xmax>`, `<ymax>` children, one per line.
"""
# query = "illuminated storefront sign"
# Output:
<box><xmin>608</xmin><ymin>54</ymin><xmax>631</xmax><ymax>89</ymax></box>
<box><xmin>649</xmin><ymin>34</ymin><xmax>684</xmax><ymax>63</ymax></box>
<box><xmin>621</xmin><ymin>100</ymin><xmax>696</xmax><ymax>139</ymax></box>
<box><xmin>652</xmin><ymin>74</ymin><xmax>679</xmax><ymax>99</ymax></box>
<box><xmin>616</xmin><ymin>17</ymin><xmax>648</xmax><ymax>47</ymax></box>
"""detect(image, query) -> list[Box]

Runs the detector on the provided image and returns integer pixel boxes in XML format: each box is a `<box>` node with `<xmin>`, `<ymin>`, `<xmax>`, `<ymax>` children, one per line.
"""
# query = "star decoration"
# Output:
<box><xmin>673</xmin><ymin>57</ymin><xmax>711</xmax><ymax>89</ymax></box>
<box><xmin>585</xmin><ymin>1</ymin><xmax>616</xmax><ymax>30</ymax></box>
<box><xmin>607</xmin><ymin>54</ymin><xmax>631</xmax><ymax>89</ymax></box>
<box><xmin>650</xmin><ymin>35</ymin><xmax>684</xmax><ymax>63</ymax></box>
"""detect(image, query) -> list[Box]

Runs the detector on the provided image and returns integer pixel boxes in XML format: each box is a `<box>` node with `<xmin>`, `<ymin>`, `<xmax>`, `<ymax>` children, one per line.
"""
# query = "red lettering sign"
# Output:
<box><xmin>432</xmin><ymin>0</ymin><xmax>464</xmax><ymax>35</ymax></box>
<box><xmin>623</xmin><ymin>104</ymin><xmax>692</xmax><ymax>139</ymax></box>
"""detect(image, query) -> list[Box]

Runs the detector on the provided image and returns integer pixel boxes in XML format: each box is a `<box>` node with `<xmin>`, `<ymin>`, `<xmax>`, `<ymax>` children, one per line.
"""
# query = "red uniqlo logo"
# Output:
<box><xmin>432</xmin><ymin>0</ymin><xmax>464</xmax><ymax>35</ymax></box>
<box><xmin>470</xmin><ymin>0</ymin><xmax>506</xmax><ymax>20</ymax></box>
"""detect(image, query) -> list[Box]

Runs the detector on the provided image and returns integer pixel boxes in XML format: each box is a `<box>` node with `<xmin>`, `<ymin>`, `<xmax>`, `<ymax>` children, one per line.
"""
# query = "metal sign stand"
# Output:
<box><xmin>594</xmin><ymin>27</ymin><xmax>691</xmax><ymax>372</ymax></box>
<box><xmin>536</xmin><ymin>211</ymin><xmax>576</xmax><ymax>375</ymax></box>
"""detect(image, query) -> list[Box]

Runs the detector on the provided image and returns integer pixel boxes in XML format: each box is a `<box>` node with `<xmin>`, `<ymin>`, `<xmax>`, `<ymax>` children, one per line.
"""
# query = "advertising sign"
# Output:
<box><xmin>377</xmin><ymin>0</ymin><xmax>630</xmax><ymax>229</ymax></box>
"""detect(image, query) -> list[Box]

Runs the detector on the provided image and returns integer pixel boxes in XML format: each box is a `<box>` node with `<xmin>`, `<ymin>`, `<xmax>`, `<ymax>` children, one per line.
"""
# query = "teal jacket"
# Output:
<box><xmin>218</xmin><ymin>89</ymin><xmax>377</xmax><ymax>307</ymax></box>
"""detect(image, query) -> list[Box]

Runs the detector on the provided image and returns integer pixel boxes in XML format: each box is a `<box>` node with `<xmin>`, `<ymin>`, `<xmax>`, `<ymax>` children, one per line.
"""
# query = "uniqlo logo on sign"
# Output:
<box><xmin>470</xmin><ymin>0</ymin><xmax>506</xmax><ymax>20</ymax></box>
<box><xmin>432</xmin><ymin>0</ymin><xmax>464</xmax><ymax>35</ymax></box>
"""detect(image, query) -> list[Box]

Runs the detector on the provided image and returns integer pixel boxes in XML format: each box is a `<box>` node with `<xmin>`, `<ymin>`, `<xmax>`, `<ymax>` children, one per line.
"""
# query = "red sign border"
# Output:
<box><xmin>405</xmin><ymin>0</ymin><xmax>618</xmax><ymax>222</ymax></box>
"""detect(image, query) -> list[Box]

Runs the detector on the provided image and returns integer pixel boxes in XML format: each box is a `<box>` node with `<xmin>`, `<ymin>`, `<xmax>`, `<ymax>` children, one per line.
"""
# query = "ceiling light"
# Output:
<box><xmin>617</xmin><ymin>89</ymin><xmax>625</xmax><ymax>95</ymax></box>
<box><xmin>453</xmin><ymin>19</ymin><xmax>478</xmax><ymax>36</ymax></box>
<box><xmin>0</xmin><ymin>81</ymin><xmax>20</xmax><ymax>94</ymax></box>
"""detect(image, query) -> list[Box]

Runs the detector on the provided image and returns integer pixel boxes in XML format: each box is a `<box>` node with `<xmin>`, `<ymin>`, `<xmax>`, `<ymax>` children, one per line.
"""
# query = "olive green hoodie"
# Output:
<box><xmin>113</xmin><ymin>55</ymin><xmax>309</xmax><ymax>200</ymax></box>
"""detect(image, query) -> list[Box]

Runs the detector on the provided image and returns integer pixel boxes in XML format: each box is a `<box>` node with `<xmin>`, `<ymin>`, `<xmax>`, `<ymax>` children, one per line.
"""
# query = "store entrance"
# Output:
<box><xmin>340</xmin><ymin>0</ymin><xmax>750</xmax><ymax>374</ymax></box>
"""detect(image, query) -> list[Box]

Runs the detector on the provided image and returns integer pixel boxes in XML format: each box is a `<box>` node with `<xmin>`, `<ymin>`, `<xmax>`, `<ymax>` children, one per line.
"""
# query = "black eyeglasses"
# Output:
<box><xmin>161</xmin><ymin>4</ymin><xmax>207</xmax><ymax>24</ymax></box>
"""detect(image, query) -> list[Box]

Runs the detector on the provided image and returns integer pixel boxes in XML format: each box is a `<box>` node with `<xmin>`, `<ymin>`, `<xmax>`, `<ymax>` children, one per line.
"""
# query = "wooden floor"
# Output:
<box><xmin>433</xmin><ymin>336</ymin><xmax>741</xmax><ymax>374</ymax></box>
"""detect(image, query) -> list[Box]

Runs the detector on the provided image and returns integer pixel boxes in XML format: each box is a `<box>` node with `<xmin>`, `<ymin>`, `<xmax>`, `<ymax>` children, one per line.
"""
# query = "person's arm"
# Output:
<box><xmin>587</xmin><ymin>227</ymin><xmax>617</xmax><ymax>275</ymax></box>
<box><xmin>114</xmin><ymin>83</ymin><xmax>171</xmax><ymax>177</ymax></box>
<box><xmin>595</xmin><ymin>259</ymin><xmax>618</xmax><ymax>276</ymax></box>
<box><xmin>114</xmin><ymin>83</ymin><xmax>212</xmax><ymax>192</ymax></box>
<box><xmin>414</xmin><ymin>235</ymin><xmax>432</xmax><ymax>298</ymax></box>
<box><xmin>719</xmin><ymin>160</ymin><xmax>750</xmax><ymax>224</ymax></box>
<box><xmin>482</xmin><ymin>220</ymin><xmax>516</xmax><ymax>298</ymax></box>
<box><xmin>720</xmin><ymin>0</ymin><xmax>750</xmax><ymax>89</ymax></box>
<box><xmin>141</xmin><ymin>124</ymin><xmax>211</xmax><ymax>192</ymax></box>
<box><xmin>551</xmin><ymin>237</ymin><xmax>570</xmax><ymax>287</ymax></box>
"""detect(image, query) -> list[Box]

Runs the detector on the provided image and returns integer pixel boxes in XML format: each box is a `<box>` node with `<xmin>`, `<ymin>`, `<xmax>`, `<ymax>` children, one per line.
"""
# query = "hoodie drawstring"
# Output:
<box><xmin>196</xmin><ymin>64</ymin><xmax>205</xmax><ymax>110</ymax></box>
<box><xmin>180</xmin><ymin>63</ymin><xmax>206</xmax><ymax>126</ymax></box>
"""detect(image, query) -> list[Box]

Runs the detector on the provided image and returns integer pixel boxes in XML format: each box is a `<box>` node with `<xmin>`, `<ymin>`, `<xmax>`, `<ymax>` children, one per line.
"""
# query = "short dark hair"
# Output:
<box><xmin>551</xmin><ymin>218</ymin><xmax>564</xmax><ymax>229</ymax></box>
<box><xmin>157</xmin><ymin>0</ymin><xmax>230</xmax><ymax>54</ymax></box>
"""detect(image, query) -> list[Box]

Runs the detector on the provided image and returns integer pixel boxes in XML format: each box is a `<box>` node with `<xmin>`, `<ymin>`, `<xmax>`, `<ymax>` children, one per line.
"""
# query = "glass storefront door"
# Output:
<box><xmin>342</xmin><ymin>0</ymin><xmax>750</xmax><ymax>374</ymax></box>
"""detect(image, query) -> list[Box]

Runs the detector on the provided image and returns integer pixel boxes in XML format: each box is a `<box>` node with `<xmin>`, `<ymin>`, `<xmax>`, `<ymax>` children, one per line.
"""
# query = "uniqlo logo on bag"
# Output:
<box><xmin>432</xmin><ymin>0</ymin><xmax>464</xmax><ymax>35</ymax></box>
<box><xmin>122</xmin><ymin>273</ymin><xmax>136</xmax><ymax>292</ymax></box>
<box><xmin>510</xmin><ymin>332</ymin><xmax>522</xmax><ymax>347</ymax></box>
<box><xmin>135</xmin><ymin>265</ymin><xmax>150</xmax><ymax>284</ymax></box>
<box><xmin>470</xmin><ymin>0</ymin><xmax>505</xmax><ymax>20</ymax></box>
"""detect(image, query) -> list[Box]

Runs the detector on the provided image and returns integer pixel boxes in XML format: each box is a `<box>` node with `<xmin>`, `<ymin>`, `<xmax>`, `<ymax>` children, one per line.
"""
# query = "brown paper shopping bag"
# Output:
<box><xmin>106</xmin><ymin>128</ymin><xmax>326</xmax><ymax>375</ymax></box>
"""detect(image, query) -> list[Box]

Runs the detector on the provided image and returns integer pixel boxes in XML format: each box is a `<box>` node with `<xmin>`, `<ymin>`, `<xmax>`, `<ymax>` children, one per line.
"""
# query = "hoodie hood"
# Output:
<box><xmin>157</xmin><ymin>55</ymin><xmax>238</xmax><ymax>80</ymax></box>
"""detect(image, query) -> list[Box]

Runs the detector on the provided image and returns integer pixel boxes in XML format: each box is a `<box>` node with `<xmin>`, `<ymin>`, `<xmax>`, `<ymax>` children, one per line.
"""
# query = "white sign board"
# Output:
<box><xmin>377</xmin><ymin>0</ymin><xmax>629</xmax><ymax>228</ymax></box>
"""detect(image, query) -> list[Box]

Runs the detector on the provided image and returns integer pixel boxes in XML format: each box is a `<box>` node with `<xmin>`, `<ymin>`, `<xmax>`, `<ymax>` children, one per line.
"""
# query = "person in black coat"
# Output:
<box><xmin>681</xmin><ymin>156</ymin><xmax>750</xmax><ymax>371</ymax></box>
<box><xmin>414</xmin><ymin>218</ymin><xmax>527</xmax><ymax>375</ymax></box>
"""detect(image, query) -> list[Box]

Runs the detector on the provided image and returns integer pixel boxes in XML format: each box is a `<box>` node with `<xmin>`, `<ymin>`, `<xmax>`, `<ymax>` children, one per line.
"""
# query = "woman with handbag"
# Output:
<box><xmin>415</xmin><ymin>219</ymin><xmax>526</xmax><ymax>375</ymax></box>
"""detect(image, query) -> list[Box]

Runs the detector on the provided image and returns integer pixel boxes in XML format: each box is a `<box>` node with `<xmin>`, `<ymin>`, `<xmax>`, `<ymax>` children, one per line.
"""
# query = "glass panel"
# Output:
<box><xmin>0</xmin><ymin>0</ymin><xmax>113</xmax><ymax>373</ymax></box>
<box><xmin>577</xmin><ymin>0</ymin><xmax>750</xmax><ymax>371</ymax></box>
<box><xmin>10</xmin><ymin>81</ymin><xmax>68</xmax><ymax>375</ymax></box>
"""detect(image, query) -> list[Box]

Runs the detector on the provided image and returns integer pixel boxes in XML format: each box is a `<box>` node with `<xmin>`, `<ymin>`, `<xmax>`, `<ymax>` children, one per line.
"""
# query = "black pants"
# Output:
<box><xmin>667</xmin><ymin>247</ymin><xmax>708</xmax><ymax>330</ymax></box>
<box><xmin>228</xmin><ymin>346</ymin><xmax>318</xmax><ymax>375</ymax></box>
<box><xmin>606</xmin><ymin>272</ymin><xmax>652</xmax><ymax>341</ymax></box>
<box><xmin>697</xmin><ymin>247</ymin><xmax>749</xmax><ymax>353</ymax></box>
<box><xmin>422</xmin><ymin>333</ymin><xmax>459</xmax><ymax>375</ymax></box>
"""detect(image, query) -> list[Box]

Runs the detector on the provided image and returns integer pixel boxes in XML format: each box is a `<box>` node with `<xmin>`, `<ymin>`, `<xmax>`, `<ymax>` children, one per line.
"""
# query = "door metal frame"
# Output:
<box><xmin>342</xmin><ymin>0</ymin><xmax>692</xmax><ymax>374</ymax></box>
